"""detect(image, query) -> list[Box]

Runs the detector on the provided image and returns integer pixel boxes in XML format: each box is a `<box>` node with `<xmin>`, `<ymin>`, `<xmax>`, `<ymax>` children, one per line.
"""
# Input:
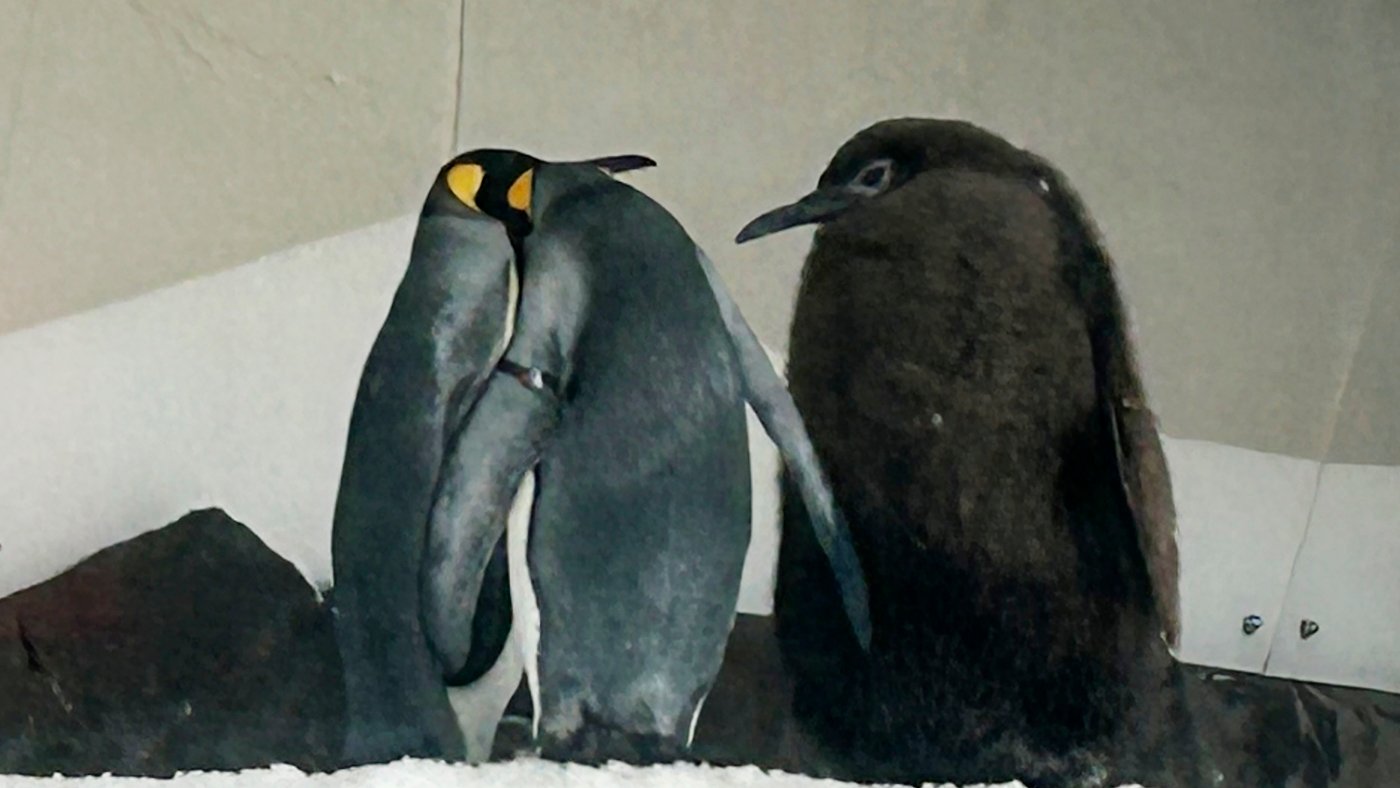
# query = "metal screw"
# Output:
<box><xmin>1300</xmin><ymin>619</ymin><xmax>1320</xmax><ymax>640</ymax></box>
<box><xmin>1242</xmin><ymin>615</ymin><xmax>1263</xmax><ymax>635</ymax></box>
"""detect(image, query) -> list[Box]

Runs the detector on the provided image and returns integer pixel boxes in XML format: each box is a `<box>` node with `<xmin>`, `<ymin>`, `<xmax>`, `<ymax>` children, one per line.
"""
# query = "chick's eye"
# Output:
<box><xmin>859</xmin><ymin>165</ymin><xmax>887</xmax><ymax>187</ymax></box>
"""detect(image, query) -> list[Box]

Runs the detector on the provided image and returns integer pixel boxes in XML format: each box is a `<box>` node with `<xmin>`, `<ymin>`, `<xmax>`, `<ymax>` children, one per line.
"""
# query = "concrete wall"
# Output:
<box><xmin>0</xmin><ymin>0</ymin><xmax>461</xmax><ymax>333</ymax></box>
<box><xmin>1</xmin><ymin>2</ymin><xmax>1397</xmax><ymax>691</ymax></box>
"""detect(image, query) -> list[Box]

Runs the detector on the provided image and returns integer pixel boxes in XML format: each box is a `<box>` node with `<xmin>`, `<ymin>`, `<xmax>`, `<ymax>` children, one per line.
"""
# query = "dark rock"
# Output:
<box><xmin>0</xmin><ymin>508</ymin><xmax>345</xmax><ymax>776</ymax></box>
<box><xmin>1184</xmin><ymin>664</ymin><xmax>1400</xmax><ymax>787</ymax></box>
<box><xmin>8</xmin><ymin>504</ymin><xmax>1393</xmax><ymax>785</ymax></box>
<box><xmin>694</xmin><ymin>613</ymin><xmax>1400</xmax><ymax>787</ymax></box>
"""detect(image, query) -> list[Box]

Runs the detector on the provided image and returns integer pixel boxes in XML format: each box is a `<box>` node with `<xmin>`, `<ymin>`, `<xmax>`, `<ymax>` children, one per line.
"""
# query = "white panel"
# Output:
<box><xmin>1162</xmin><ymin>438</ymin><xmax>1321</xmax><ymax>672</ymax></box>
<box><xmin>1263</xmin><ymin>463</ymin><xmax>1400</xmax><ymax>693</ymax></box>
<box><xmin>0</xmin><ymin>217</ymin><xmax>415</xmax><ymax>598</ymax></box>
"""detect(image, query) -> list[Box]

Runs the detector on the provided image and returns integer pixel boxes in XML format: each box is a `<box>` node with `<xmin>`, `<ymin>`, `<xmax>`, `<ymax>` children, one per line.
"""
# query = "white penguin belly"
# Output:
<box><xmin>505</xmin><ymin>468</ymin><xmax>542</xmax><ymax>739</ymax></box>
<box><xmin>446</xmin><ymin>622</ymin><xmax>524</xmax><ymax>762</ymax></box>
<box><xmin>499</xmin><ymin>261</ymin><xmax>520</xmax><ymax>357</ymax></box>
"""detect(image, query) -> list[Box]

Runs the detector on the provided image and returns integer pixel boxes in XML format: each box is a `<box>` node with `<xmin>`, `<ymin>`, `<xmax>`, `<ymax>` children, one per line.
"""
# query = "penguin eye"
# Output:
<box><xmin>852</xmin><ymin>160</ymin><xmax>893</xmax><ymax>194</ymax></box>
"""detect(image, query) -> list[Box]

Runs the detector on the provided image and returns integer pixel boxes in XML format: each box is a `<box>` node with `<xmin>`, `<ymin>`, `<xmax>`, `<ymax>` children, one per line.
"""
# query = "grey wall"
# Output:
<box><xmin>1329</xmin><ymin>261</ymin><xmax>1400</xmax><ymax>466</ymax></box>
<box><xmin>0</xmin><ymin>0</ymin><xmax>460</xmax><ymax>334</ymax></box>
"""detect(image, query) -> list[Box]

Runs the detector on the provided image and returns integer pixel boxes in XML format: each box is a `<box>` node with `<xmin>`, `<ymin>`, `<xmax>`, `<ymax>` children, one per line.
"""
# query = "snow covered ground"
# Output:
<box><xmin>0</xmin><ymin>760</ymin><xmax>1041</xmax><ymax>788</ymax></box>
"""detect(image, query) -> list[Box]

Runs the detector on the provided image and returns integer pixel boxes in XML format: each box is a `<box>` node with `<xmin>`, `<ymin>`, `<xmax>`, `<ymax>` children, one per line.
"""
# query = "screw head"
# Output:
<box><xmin>1242</xmin><ymin>615</ymin><xmax>1264</xmax><ymax>635</ymax></box>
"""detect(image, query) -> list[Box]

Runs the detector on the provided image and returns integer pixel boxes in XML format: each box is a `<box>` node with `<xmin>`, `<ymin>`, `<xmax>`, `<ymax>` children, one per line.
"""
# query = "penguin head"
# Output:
<box><xmin>430</xmin><ymin>148</ymin><xmax>541</xmax><ymax>239</ymax></box>
<box><xmin>428</xmin><ymin>148</ymin><xmax>658</xmax><ymax>239</ymax></box>
<box><xmin>736</xmin><ymin>118</ymin><xmax>1032</xmax><ymax>243</ymax></box>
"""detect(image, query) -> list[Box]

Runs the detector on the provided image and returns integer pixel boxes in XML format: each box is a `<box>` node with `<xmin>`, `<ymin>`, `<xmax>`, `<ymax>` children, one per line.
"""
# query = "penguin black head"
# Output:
<box><xmin>429</xmin><ymin>148</ymin><xmax>541</xmax><ymax>239</ymax></box>
<box><xmin>428</xmin><ymin>148</ymin><xmax>659</xmax><ymax>239</ymax></box>
<box><xmin>735</xmin><ymin>118</ymin><xmax>1036</xmax><ymax>243</ymax></box>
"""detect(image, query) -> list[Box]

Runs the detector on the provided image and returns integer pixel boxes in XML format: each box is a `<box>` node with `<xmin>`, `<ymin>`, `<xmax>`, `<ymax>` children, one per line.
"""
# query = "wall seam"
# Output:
<box><xmin>1256</xmin><ymin>199</ymin><xmax>1382</xmax><ymax>678</ymax></box>
<box><xmin>449</xmin><ymin>0</ymin><xmax>466</xmax><ymax>156</ymax></box>
<box><xmin>1258</xmin><ymin>459</ymin><xmax>1324</xmax><ymax>676</ymax></box>
<box><xmin>1259</xmin><ymin>0</ymin><xmax>1386</xmax><ymax>672</ymax></box>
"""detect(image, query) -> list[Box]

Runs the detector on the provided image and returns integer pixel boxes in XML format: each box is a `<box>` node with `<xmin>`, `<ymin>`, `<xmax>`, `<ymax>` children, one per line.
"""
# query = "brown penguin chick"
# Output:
<box><xmin>736</xmin><ymin>118</ymin><xmax>1190</xmax><ymax>787</ymax></box>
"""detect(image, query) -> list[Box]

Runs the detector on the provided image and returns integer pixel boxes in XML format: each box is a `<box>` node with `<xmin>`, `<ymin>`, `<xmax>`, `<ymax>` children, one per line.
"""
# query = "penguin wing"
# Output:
<box><xmin>1045</xmin><ymin>173</ymin><xmax>1183</xmax><ymax>652</ymax></box>
<box><xmin>421</xmin><ymin>362</ymin><xmax>560</xmax><ymax>679</ymax></box>
<box><xmin>1105</xmin><ymin>332</ymin><xmax>1182</xmax><ymax>652</ymax></box>
<box><xmin>693</xmin><ymin>247</ymin><xmax>872</xmax><ymax>651</ymax></box>
<box><xmin>420</xmin><ymin>223</ymin><xmax>591</xmax><ymax>678</ymax></box>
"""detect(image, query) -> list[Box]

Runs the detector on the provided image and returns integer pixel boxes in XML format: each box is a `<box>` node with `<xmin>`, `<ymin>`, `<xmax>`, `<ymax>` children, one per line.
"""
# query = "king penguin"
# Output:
<box><xmin>331</xmin><ymin>148</ymin><xmax>870</xmax><ymax>768</ymax></box>
<box><xmin>735</xmin><ymin>118</ymin><xmax>1194</xmax><ymax>786</ymax></box>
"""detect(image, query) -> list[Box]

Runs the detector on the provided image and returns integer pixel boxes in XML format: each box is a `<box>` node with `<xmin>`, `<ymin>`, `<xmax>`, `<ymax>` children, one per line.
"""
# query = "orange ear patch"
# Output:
<box><xmin>507</xmin><ymin>169</ymin><xmax>534</xmax><ymax>216</ymax></box>
<box><xmin>446</xmin><ymin>163</ymin><xmax>485</xmax><ymax>209</ymax></box>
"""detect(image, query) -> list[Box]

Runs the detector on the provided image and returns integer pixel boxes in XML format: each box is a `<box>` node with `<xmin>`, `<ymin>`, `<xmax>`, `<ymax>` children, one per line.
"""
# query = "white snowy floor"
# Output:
<box><xmin>0</xmin><ymin>759</ymin><xmax>1035</xmax><ymax>788</ymax></box>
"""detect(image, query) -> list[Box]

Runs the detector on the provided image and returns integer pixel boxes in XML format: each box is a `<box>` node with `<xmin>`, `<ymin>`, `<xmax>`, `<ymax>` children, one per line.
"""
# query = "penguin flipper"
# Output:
<box><xmin>421</xmin><ymin>224</ymin><xmax>590</xmax><ymax>688</ymax></box>
<box><xmin>1102</xmin><ymin>313</ymin><xmax>1181</xmax><ymax>653</ymax></box>
<box><xmin>421</xmin><ymin>371</ymin><xmax>560</xmax><ymax>678</ymax></box>
<box><xmin>1044</xmin><ymin>174</ymin><xmax>1182</xmax><ymax>652</ymax></box>
<box><xmin>693</xmin><ymin>247</ymin><xmax>872</xmax><ymax>651</ymax></box>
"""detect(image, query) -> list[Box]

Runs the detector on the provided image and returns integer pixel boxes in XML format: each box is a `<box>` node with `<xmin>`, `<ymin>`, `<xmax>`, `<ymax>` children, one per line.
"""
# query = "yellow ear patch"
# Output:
<box><xmin>446</xmin><ymin>163</ymin><xmax>485</xmax><ymax>209</ymax></box>
<box><xmin>507</xmin><ymin>169</ymin><xmax>534</xmax><ymax>215</ymax></box>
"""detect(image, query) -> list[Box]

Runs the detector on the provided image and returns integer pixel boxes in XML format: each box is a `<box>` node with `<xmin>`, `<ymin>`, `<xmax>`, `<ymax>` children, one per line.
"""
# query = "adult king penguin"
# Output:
<box><xmin>331</xmin><ymin>149</ymin><xmax>870</xmax><ymax>768</ymax></box>
<box><xmin>736</xmin><ymin>119</ymin><xmax>1194</xmax><ymax>786</ymax></box>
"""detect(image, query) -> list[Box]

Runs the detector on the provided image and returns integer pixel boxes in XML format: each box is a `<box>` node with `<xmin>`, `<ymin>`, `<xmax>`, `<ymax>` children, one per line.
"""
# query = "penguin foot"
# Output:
<box><xmin>537</xmin><ymin>716</ymin><xmax>687</xmax><ymax>767</ymax></box>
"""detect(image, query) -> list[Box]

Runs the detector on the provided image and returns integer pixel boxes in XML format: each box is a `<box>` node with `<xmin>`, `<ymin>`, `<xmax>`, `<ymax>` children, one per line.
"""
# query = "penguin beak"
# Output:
<box><xmin>579</xmin><ymin>154</ymin><xmax>657</xmax><ymax>174</ymax></box>
<box><xmin>735</xmin><ymin>187</ymin><xmax>864</xmax><ymax>244</ymax></box>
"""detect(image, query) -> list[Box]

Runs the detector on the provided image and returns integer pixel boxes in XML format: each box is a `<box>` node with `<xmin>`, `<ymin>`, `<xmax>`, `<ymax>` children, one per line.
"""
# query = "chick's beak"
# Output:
<box><xmin>735</xmin><ymin>187</ymin><xmax>863</xmax><ymax>244</ymax></box>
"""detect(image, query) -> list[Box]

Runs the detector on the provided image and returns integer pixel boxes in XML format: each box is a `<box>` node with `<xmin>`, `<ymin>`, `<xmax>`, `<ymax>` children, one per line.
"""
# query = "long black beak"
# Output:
<box><xmin>579</xmin><ymin>154</ymin><xmax>657</xmax><ymax>174</ymax></box>
<box><xmin>735</xmin><ymin>187</ymin><xmax>863</xmax><ymax>244</ymax></box>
